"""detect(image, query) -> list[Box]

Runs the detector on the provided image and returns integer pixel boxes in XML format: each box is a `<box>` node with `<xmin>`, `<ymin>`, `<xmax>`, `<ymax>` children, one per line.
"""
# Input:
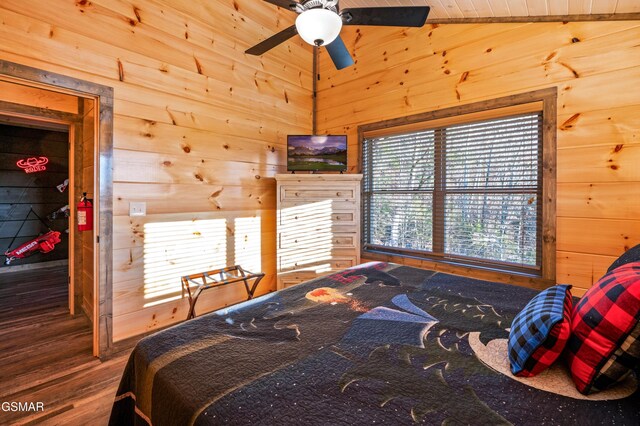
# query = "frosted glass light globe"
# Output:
<box><xmin>295</xmin><ymin>8</ymin><xmax>342</xmax><ymax>46</ymax></box>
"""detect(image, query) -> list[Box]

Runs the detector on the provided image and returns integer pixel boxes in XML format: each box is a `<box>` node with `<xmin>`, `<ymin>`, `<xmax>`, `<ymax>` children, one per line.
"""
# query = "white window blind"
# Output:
<box><xmin>363</xmin><ymin>112</ymin><xmax>542</xmax><ymax>271</ymax></box>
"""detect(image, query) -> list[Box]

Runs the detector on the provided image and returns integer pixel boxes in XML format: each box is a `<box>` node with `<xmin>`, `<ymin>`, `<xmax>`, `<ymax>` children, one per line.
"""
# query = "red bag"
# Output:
<box><xmin>4</xmin><ymin>231</ymin><xmax>62</xmax><ymax>265</ymax></box>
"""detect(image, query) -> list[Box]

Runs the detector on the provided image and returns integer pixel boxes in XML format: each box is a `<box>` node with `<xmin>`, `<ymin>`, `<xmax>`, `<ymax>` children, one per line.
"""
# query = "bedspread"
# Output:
<box><xmin>109</xmin><ymin>262</ymin><xmax>639</xmax><ymax>425</ymax></box>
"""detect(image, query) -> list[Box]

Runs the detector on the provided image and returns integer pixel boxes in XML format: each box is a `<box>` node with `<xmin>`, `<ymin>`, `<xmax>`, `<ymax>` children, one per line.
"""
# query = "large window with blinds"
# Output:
<box><xmin>362</xmin><ymin>106</ymin><xmax>548</xmax><ymax>275</ymax></box>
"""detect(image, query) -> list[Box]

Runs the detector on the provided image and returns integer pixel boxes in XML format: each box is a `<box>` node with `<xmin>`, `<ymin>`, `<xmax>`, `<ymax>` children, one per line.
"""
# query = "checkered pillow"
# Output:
<box><xmin>508</xmin><ymin>284</ymin><xmax>573</xmax><ymax>377</ymax></box>
<box><xmin>565</xmin><ymin>261</ymin><xmax>640</xmax><ymax>394</ymax></box>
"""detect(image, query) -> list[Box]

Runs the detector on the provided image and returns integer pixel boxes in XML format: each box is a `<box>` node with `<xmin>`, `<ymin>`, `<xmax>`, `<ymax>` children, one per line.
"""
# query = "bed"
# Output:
<box><xmin>109</xmin><ymin>262</ymin><xmax>639</xmax><ymax>425</ymax></box>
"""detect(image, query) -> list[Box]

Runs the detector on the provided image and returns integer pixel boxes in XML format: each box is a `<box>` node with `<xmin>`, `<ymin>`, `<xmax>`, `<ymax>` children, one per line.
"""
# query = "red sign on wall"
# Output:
<box><xmin>16</xmin><ymin>157</ymin><xmax>49</xmax><ymax>173</ymax></box>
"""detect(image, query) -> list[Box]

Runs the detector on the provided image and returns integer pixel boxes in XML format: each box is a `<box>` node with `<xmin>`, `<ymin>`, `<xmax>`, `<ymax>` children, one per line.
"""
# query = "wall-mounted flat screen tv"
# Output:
<box><xmin>287</xmin><ymin>135</ymin><xmax>347</xmax><ymax>172</ymax></box>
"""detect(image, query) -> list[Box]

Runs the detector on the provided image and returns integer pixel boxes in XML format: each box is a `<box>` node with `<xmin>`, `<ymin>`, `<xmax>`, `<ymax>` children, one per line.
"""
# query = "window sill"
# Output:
<box><xmin>362</xmin><ymin>249</ymin><xmax>554</xmax><ymax>291</ymax></box>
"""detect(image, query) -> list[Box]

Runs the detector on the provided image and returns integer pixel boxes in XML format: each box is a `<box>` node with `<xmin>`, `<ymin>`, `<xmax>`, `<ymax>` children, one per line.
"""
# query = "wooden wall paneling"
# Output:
<box><xmin>110</xmin><ymin>209</ymin><xmax>276</xmax><ymax>248</ymax></box>
<box><xmin>0</xmin><ymin>80</ymin><xmax>78</xmax><ymax>113</ymax></box>
<box><xmin>0</xmin><ymin>0</ymin><xmax>310</xmax><ymax>80</ymax></box>
<box><xmin>568</xmin><ymin>0</ymin><xmax>592</xmax><ymax>15</ymax></box>
<box><xmin>556</xmin><ymin>250</ymin><xmax>617</xmax><ymax>296</ymax></box>
<box><xmin>113</xmin><ymin>149</ymin><xmax>285</xmax><ymax>186</ymax></box>
<box><xmin>0</xmin><ymin>0</ymin><xmax>311</xmax><ymax>341</ymax></box>
<box><xmin>110</xmin><ymin>209</ymin><xmax>277</xmax><ymax>340</ymax></box>
<box><xmin>319</xmin><ymin>51</ymin><xmax>640</xmax><ymax>130</ymax></box>
<box><xmin>590</xmin><ymin>0</ymin><xmax>617</xmax><ymax>15</ymax></box>
<box><xmin>525</xmin><ymin>0</ymin><xmax>549</xmax><ymax>16</ymax></box>
<box><xmin>557</xmin><ymin>144</ymin><xmax>640</xmax><ymax>182</ymax></box>
<box><xmin>163</xmin><ymin>0</ymin><xmax>310</xmax><ymax>65</ymax></box>
<box><xmin>319</xmin><ymin>60</ymin><xmax>640</xmax><ymax>134</ymax></box>
<box><xmin>114</xmin><ymin>99</ymin><xmax>308</xmax><ymax>145</ymax></box>
<box><xmin>436</xmin><ymin>0</ymin><xmax>465</xmax><ymax>18</ymax></box>
<box><xmin>111</xmin><ymin>255</ymin><xmax>277</xmax><ymax>318</ymax></box>
<box><xmin>0</xmin><ymin>203</ymin><xmax>63</xmax><ymax>221</ymax></box>
<box><xmin>556</xmin><ymin>107</ymin><xmax>640</xmax><ymax>149</ymax></box>
<box><xmin>557</xmin><ymin>183</ymin><xmax>640</xmax><ymax>220</ymax></box>
<box><xmin>0</xmin><ymin>7</ymin><xmax>308</xmax><ymax>124</ymax></box>
<box><xmin>0</xmin><ymin>126</ymin><xmax>68</xmax><ymax>152</ymax></box>
<box><xmin>505</xmin><ymin>0</ymin><xmax>528</xmax><ymax>16</ymax></box>
<box><xmin>317</xmin><ymin>23</ymin><xmax>510</xmax><ymax>87</ymax></box>
<box><xmin>455</xmin><ymin>0</ymin><xmax>480</xmax><ymax>17</ymax></box>
<box><xmin>556</xmin><ymin>217</ymin><xmax>640</xmax><ymax>256</ymax></box>
<box><xmin>112</xmin><ymin>116</ymin><xmax>287</xmax><ymax>164</ymax></box>
<box><xmin>483</xmin><ymin>0</ymin><xmax>510</xmax><ymax>16</ymax></box>
<box><xmin>317</xmin><ymin>20</ymin><xmax>640</xmax><ymax>293</ymax></box>
<box><xmin>609</xmin><ymin>0</ymin><xmax>640</xmax><ymax>14</ymax></box>
<box><xmin>341</xmin><ymin>0</ymin><xmax>639</xmax><ymax>19</ymax></box>
<box><xmin>0</xmin><ymin>44</ymin><xmax>311</xmax><ymax>137</ymax></box>
<box><xmin>112</xmin><ymin>182</ymin><xmax>276</xmax><ymax>216</ymax></box>
<box><xmin>317</xmin><ymin>22</ymin><xmax>639</xmax><ymax>116</ymax></box>
<box><xmin>548</xmin><ymin>0</ymin><xmax>570</xmax><ymax>16</ymax></box>
<box><xmin>318</xmin><ymin>20</ymin><xmax>638</xmax><ymax>89</ymax></box>
<box><xmin>0</xmin><ymin>7</ymin><xmax>308</xmax><ymax>145</ymax></box>
<box><xmin>112</xmin><ymin>282</ymin><xmax>246</xmax><ymax>341</ymax></box>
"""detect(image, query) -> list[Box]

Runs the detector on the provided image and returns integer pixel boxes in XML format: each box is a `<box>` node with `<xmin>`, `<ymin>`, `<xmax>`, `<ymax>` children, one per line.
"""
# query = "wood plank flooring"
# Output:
<box><xmin>0</xmin><ymin>265</ymin><xmax>131</xmax><ymax>425</ymax></box>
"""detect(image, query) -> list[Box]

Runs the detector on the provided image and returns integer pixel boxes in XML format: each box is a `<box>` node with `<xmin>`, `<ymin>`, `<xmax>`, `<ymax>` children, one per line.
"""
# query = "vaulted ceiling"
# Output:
<box><xmin>341</xmin><ymin>0</ymin><xmax>640</xmax><ymax>21</ymax></box>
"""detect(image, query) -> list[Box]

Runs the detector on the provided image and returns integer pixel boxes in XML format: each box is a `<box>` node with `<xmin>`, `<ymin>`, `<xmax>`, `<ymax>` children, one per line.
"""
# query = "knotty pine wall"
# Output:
<box><xmin>317</xmin><ymin>21</ymin><xmax>640</xmax><ymax>297</ymax></box>
<box><xmin>0</xmin><ymin>0</ymin><xmax>312</xmax><ymax>341</ymax></box>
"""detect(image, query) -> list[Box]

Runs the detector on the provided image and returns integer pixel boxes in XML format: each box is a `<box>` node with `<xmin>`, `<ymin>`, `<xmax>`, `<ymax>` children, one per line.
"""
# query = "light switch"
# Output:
<box><xmin>130</xmin><ymin>202</ymin><xmax>146</xmax><ymax>217</ymax></box>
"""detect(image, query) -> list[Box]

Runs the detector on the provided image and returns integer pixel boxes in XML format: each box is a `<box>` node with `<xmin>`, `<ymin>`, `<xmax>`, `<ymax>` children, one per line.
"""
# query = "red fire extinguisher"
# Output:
<box><xmin>77</xmin><ymin>192</ymin><xmax>93</xmax><ymax>232</ymax></box>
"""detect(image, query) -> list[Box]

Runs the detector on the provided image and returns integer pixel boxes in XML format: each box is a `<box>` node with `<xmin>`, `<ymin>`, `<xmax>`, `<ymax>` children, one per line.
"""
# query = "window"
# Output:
<box><xmin>361</xmin><ymin>90</ymin><xmax>556</xmax><ymax>278</ymax></box>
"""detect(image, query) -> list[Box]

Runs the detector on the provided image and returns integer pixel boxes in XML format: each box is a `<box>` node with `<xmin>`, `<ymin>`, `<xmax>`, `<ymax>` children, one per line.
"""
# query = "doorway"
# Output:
<box><xmin>0</xmin><ymin>60</ymin><xmax>113</xmax><ymax>357</ymax></box>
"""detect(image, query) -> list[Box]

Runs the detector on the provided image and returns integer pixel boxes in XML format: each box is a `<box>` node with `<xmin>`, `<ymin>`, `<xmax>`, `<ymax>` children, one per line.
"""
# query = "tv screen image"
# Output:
<box><xmin>287</xmin><ymin>135</ymin><xmax>347</xmax><ymax>172</ymax></box>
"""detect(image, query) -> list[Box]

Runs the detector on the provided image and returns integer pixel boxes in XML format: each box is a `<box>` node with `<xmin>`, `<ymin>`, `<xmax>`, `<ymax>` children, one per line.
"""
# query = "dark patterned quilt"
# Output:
<box><xmin>110</xmin><ymin>262</ymin><xmax>639</xmax><ymax>425</ymax></box>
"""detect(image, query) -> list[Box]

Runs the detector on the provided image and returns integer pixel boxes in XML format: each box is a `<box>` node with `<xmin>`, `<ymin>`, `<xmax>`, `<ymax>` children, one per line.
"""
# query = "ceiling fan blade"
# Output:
<box><xmin>261</xmin><ymin>0</ymin><xmax>298</xmax><ymax>11</ymax></box>
<box><xmin>341</xmin><ymin>7</ymin><xmax>430</xmax><ymax>27</ymax></box>
<box><xmin>325</xmin><ymin>36</ymin><xmax>354</xmax><ymax>70</ymax></box>
<box><xmin>245</xmin><ymin>25</ymin><xmax>298</xmax><ymax>56</ymax></box>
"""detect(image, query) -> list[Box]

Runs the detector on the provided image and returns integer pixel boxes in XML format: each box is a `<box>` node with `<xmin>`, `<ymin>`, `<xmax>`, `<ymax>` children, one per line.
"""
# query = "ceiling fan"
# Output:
<box><xmin>245</xmin><ymin>0</ymin><xmax>430</xmax><ymax>70</ymax></box>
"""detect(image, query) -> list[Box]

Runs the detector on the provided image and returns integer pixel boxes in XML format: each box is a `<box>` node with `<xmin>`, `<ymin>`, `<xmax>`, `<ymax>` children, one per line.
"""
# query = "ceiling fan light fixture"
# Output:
<box><xmin>295</xmin><ymin>8</ymin><xmax>342</xmax><ymax>47</ymax></box>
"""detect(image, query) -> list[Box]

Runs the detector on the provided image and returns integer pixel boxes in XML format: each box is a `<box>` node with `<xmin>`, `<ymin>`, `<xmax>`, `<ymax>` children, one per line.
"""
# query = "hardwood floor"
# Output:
<box><xmin>0</xmin><ymin>265</ymin><xmax>130</xmax><ymax>425</ymax></box>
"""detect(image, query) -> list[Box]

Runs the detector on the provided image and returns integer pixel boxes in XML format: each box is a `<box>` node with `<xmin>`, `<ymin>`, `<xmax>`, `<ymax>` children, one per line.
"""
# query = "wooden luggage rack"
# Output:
<box><xmin>180</xmin><ymin>265</ymin><xmax>265</xmax><ymax>320</ymax></box>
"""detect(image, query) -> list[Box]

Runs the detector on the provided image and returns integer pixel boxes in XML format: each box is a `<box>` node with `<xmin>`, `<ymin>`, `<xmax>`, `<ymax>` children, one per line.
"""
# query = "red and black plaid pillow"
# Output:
<box><xmin>565</xmin><ymin>261</ymin><xmax>640</xmax><ymax>394</ymax></box>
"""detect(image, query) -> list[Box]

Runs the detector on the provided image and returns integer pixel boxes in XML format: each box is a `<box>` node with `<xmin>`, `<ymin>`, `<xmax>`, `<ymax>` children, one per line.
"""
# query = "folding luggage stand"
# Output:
<box><xmin>180</xmin><ymin>265</ymin><xmax>265</xmax><ymax>320</ymax></box>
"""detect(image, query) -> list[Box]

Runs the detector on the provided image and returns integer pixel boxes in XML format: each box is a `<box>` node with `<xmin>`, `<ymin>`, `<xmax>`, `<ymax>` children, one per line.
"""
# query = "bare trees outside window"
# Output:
<box><xmin>363</xmin><ymin>112</ymin><xmax>543</xmax><ymax>273</ymax></box>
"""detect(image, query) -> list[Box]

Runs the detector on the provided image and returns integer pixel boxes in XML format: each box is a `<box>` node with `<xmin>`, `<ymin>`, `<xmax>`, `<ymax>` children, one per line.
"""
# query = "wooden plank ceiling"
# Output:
<box><xmin>340</xmin><ymin>0</ymin><xmax>640</xmax><ymax>20</ymax></box>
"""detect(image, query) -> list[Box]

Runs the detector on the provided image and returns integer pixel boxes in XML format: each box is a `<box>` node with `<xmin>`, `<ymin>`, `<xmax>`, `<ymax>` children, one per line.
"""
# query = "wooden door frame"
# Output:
<box><xmin>0</xmin><ymin>60</ymin><xmax>114</xmax><ymax>358</ymax></box>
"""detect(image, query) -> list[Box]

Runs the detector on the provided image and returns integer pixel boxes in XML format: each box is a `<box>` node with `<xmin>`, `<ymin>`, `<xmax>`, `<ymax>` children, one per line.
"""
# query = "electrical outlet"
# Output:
<box><xmin>129</xmin><ymin>202</ymin><xmax>146</xmax><ymax>217</ymax></box>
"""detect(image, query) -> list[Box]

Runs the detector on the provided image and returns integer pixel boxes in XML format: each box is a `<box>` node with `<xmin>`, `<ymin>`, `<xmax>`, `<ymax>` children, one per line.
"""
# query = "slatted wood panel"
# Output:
<box><xmin>341</xmin><ymin>0</ymin><xmax>640</xmax><ymax>19</ymax></box>
<box><xmin>0</xmin><ymin>265</ymin><xmax>130</xmax><ymax>425</ymax></box>
<box><xmin>0</xmin><ymin>0</ymin><xmax>312</xmax><ymax>340</ymax></box>
<box><xmin>317</xmin><ymin>20</ymin><xmax>640</xmax><ymax>295</ymax></box>
<box><xmin>0</xmin><ymin>124</ymin><xmax>70</xmax><ymax>265</ymax></box>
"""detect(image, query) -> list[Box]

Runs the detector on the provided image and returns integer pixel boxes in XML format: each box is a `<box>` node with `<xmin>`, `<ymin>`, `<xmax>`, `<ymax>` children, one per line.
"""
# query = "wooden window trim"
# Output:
<box><xmin>358</xmin><ymin>88</ymin><xmax>557</xmax><ymax>288</ymax></box>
